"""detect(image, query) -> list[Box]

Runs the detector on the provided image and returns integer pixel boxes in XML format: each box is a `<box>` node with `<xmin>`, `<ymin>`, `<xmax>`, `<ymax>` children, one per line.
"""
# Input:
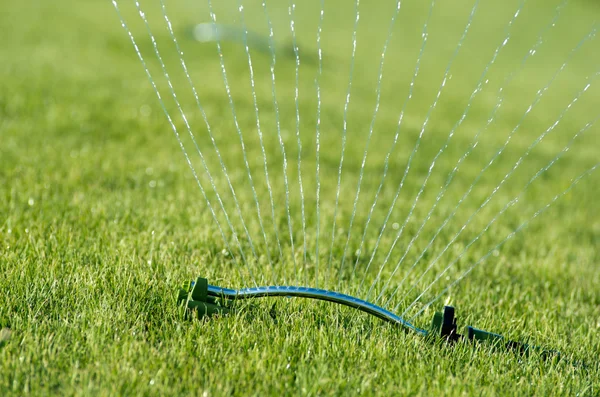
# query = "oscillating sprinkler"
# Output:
<box><xmin>178</xmin><ymin>277</ymin><xmax>575</xmax><ymax>365</ymax></box>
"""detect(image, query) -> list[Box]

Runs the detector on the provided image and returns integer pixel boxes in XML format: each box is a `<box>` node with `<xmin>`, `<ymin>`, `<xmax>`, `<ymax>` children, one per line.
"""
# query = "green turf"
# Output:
<box><xmin>1</xmin><ymin>0</ymin><xmax>600</xmax><ymax>395</ymax></box>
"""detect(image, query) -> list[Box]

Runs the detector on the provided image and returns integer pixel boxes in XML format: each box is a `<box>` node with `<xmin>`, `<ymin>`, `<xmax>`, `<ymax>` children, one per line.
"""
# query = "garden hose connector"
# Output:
<box><xmin>430</xmin><ymin>306</ymin><xmax>504</xmax><ymax>344</ymax></box>
<box><xmin>429</xmin><ymin>306</ymin><xmax>561</xmax><ymax>361</ymax></box>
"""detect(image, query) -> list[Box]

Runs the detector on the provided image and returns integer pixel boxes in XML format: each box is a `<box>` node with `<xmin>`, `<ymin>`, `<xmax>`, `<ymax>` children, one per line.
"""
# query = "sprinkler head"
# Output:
<box><xmin>178</xmin><ymin>277</ymin><xmax>230</xmax><ymax>318</ymax></box>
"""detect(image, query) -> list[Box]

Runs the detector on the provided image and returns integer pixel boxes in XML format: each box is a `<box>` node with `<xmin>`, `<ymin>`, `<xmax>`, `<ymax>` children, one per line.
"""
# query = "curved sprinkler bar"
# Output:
<box><xmin>178</xmin><ymin>276</ymin><xmax>575</xmax><ymax>366</ymax></box>
<box><xmin>206</xmin><ymin>283</ymin><xmax>428</xmax><ymax>336</ymax></box>
<box><xmin>176</xmin><ymin>277</ymin><xmax>427</xmax><ymax>335</ymax></box>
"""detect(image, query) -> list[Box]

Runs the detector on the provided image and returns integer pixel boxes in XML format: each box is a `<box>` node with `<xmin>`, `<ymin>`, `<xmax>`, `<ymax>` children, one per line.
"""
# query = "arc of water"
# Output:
<box><xmin>288</xmin><ymin>1</ymin><xmax>307</xmax><ymax>284</ymax></box>
<box><xmin>352</xmin><ymin>0</ymin><xmax>437</xmax><ymax>293</ymax></box>
<box><xmin>364</xmin><ymin>0</ymin><xmax>482</xmax><ymax>302</ymax></box>
<box><xmin>261</xmin><ymin>0</ymin><xmax>294</xmax><ymax>284</ymax></box>
<box><xmin>117</xmin><ymin>0</ymin><xmax>593</xmax><ymax>300</ymax></box>
<box><xmin>370</xmin><ymin>0</ymin><xmax>569</xmax><ymax>303</ymax></box>
<box><xmin>134</xmin><ymin>0</ymin><xmax>261</xmax><ymax>277</ymax></box>
<box><xmin>395</xmin><ymin>110</ymin><xmax>600</xmax><ymax>314</ymax></box>
<box><xmin>407</xmin><ymin>159</ymin><xmax>600</xmax><ymax>320</ymax></box>
<box><xmin>382</xmin><ymin>33</ymin><xmax>598</xmax><ymax>307</ymax></box>
<box><xmin>236</xmin><ymin>0</ymin><xmax>282</xmax><ymax>280</ymax></box>
<box><xmin>315</xmin><ymin>0</ymin><xmax>325</xmax><ymax>288</ymax></box>
<box><xmin>326</xmin><ymin>0</ymin><xmax>361</xmax><ymax>286</ymax></box>
<box><xmin>207</xmin><ymin>0</ymin><xmax>275</xmax><ymax>277</ymax></box>
<box><xmin>373</xmin><ymin>1</ymin><xmax>525</xmax><ymax>303</ymax></box>
<box><xmin>337</xmin><ymin>0</ymin><xmax>403</xmax><ymax>288</ymax></box>
<box><xmin>111</xmin><ymin>1</ymin><xmax>252</xmax><ymax>283</ymax></box>
<box><xmin>158</xmin><ymin>0</ymin><xmax>261</xmax><ymax>280</ymax></box>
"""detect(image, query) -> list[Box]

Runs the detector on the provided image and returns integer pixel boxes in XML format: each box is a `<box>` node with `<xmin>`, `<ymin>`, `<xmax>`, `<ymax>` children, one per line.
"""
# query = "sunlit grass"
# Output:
<box><xmin>1</xmin><ymin>0</ymin><xmax>599</xmax><ymax>395</ymax></box>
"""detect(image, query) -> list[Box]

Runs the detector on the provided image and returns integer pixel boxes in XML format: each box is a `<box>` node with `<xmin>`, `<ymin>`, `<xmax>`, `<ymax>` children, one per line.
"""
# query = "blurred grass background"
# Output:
<box><xmin>1</xmin><ymin>0</ymin><xmax>599</xmax><ymax>395</ymax></box>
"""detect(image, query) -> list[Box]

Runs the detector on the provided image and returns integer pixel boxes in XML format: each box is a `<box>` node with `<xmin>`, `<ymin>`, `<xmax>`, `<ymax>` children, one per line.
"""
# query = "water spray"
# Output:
<box><xmin>109</xmin><ymin>0</ymin><xmax>599</xmax><ymax>372</ymax></box>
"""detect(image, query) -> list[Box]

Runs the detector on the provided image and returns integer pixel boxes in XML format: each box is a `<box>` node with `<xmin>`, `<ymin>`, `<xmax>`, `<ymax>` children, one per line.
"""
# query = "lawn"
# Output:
<box><xmin>1</xmin><ymin>0</ymin><xmax>599</xmax><ymax>395</ymax></box>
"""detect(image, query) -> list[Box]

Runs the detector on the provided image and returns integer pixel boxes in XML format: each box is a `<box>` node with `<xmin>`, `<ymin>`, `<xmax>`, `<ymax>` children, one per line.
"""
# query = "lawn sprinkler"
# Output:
<box><xmin>189</xmin><ymin>23</ymin><xmax>318</xmax><ymax>64</ymax></box>
<box><xmin>178</xmin><ymin>277</ymin><xmax>574</xmax><ymax>365</ymax></box>
<box><xmin>191</xmin><ymin>23</ymin><xmax>270</xmax><ymax>53</ymax></box>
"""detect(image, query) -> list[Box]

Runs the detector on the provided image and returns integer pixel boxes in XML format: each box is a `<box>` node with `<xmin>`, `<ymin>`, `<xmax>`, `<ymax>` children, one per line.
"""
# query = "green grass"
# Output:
<box><xmin>1</xmin><ymin>0</ymin><xmax>600</xmax><ymax>395</ymax></box>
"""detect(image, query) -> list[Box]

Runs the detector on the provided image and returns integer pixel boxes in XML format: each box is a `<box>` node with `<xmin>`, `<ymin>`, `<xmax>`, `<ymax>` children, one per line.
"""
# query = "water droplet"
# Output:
<box><xmin>149</xmin><ymin>180</ymin><xmax>157</xmax><ymax>188</ymax></box>
<box><xmin>140</xmin><ymin>105</ymin><xmax>151</xmax><ymax>117</ymax></box>
<box><xmin>149</xmin><ymin>379</ymin><xmax>155</xmax><ymax>386</ymax></box>
<box><xmin>28</xmin><ymin>198</ymin><xmax>34</xmax><ymax>206</ymax></box>
<box><xmin>392</xmin><ymin>223</ymin><xmax>400</xmax><ymax>230</ymax></box>
<box><xmin>145</xmin><ymin>167</ymin><xmax>153</xmax><ymax>175</ymax></box>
